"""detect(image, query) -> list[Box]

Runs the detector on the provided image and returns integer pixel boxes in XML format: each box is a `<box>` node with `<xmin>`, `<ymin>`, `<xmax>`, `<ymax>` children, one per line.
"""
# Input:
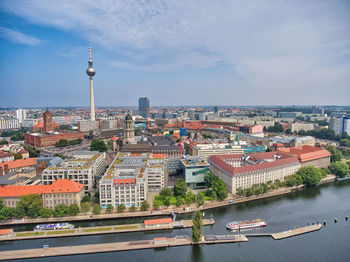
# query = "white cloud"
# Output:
<box><xmin>0</xmin><ymin>26</ymin><xmax>41</xmax><ymax>46</ymax></box>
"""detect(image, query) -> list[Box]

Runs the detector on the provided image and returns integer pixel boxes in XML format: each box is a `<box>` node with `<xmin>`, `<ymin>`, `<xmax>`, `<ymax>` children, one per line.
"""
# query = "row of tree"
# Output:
<box><xmin>236</xmin><ymin>179</ymin><xmax>283</xmax><ymax>197</ymax></box>
<box><xmin>204</xmin><ymin>172</ymin><xmax>228</xmax><ymax>200</ymax></box>
<box><xmin>284</xmin><ymin>166</ymin><xmax>329</xmax><ymax>187</ymax></box>
<box><xmin>105</xmin><ymin>201</ymin><xmax>150</xmax><ymax>214</ymax></box>
<box><xmin>90</xmin><ymin>139</ymin><xmax>107</xmax><ymax>152</ymax></box>
<box><xmin>55</xmin><ymin>138</ymin><xmax>83</xmax><ymax>147</ymax></box>
<box><xmin>23</xmin><ymin>145</ymin><xmax>40</xmax><ymax>157</ymax></box>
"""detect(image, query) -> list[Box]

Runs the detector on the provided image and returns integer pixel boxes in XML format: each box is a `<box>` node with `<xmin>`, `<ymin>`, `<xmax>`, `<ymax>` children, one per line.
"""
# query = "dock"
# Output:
<box><xmin>271</xmin><ymin>224</ymin><xmax>322</xmax><ymax>240</ymax></box>
<box><xmin>0</xmin><ymin>235</ymin><xmax>247</xmax><ymax>261</ymax></box>
<box><xmin>1</xmin><ymin>219</ymin><xmax>215</xmax><ymax>242</ymax></box>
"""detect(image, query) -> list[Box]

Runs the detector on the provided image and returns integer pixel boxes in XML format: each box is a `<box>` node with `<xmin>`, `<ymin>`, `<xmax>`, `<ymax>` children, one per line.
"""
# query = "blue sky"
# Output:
<box><xmin>0</xmin><ymin>0</ymin><xmax>349</xmax><ymax>107</ymax></box>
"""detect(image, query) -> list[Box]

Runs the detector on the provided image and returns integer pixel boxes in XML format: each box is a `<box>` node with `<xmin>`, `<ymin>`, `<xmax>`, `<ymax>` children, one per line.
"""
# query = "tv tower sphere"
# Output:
<box><xmin>86</xmin><ymin>62</ymin><xmax>95</xmax><ymax>77</ymax></box>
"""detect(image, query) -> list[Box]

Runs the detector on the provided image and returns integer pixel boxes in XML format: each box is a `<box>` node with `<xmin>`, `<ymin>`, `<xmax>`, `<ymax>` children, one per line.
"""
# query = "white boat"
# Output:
<box><xmin>34</xmin><ymin>222</ymin><xmax>74</xmax><ymax>231</ymax></box>
<box><xmin>226</xmin><ymin>219</ymin><xmax>266</xmax><ymax>230</ymax></box>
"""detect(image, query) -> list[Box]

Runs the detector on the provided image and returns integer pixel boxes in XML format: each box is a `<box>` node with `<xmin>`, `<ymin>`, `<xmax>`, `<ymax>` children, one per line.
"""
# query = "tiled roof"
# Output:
<box><xmin>0</xmin><ymin>179</ymin><xmax>84</xmax><ymax>197</ymax></box>
<box><xmin>144</xmin><ymin>218</ymin><xmax>172</xmax><ymax>225</ymax></box>
<box><xmin>0</xmin><ymin>158</ymin><xmax>37</xmax><ymax>170</ymax></box>
<box><xmin>0</xmin><ymin>229</ymin><xmax>12</xmax><ymax>235</ymax></box>
<box><xmin>208</xmin><ymin>151</ymin><xmax>300</xmax><ymax>177</ymax></box>
<box><xmin>277</xmin><ymin>145</ymin><xmax>331</xmax><ymax>162</ymax></box>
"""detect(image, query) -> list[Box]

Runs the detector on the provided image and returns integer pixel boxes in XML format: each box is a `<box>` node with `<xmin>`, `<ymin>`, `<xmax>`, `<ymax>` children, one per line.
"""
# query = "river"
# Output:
<box><xmin>1</xmin><ymin>181</ymin><xmax>350</xmax><ymax>262</ymax></box>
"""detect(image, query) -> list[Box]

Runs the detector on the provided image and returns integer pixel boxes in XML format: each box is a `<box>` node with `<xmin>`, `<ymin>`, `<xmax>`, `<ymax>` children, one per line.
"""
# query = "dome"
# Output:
<box><xmin>125</xmin><ymin>114</ymin><xmax>133</xmax><ymax>121</ymax></box>
<box><xmin>86</xmin><ymin>67</ymin><xmax>96</xmax><ymax>77</ymax></box>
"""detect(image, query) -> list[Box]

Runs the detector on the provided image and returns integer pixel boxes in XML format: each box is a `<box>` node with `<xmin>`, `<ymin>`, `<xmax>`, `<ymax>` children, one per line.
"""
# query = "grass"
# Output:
<box><xmin>84</xmin><ymin>227</ymin><xmax>112</xmax><ymax>232</ymax></box>
<box><xmin>16</xmin><ymin>232</ymin><xmax>45</xmax><ymax>237</ymax></box>
<box><xmin>154</xmin><ymin>195</ymin><xmax>177</xmax><ymax>206</ymax></box>
<box><xmin>113</xmin><ymin>225</ymin><xmax>138</xmax><ymax>230</ymax></box>
<box><xmin>198</xmin><ymin>192</ymin><xmax>213</xmax><ymax>201</ymax></box>
<box><xmin>46</xmin><ymin>230</ymin><xmax>75</xmax><ymax>235</ymax></box>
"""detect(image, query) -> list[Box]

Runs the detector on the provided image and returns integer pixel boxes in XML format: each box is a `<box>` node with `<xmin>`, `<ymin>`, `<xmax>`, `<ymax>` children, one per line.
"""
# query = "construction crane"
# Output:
<box><xmin>176</xmin><ymin>138</ymin><xmax>191</xmax><ymax>156</ymax></box>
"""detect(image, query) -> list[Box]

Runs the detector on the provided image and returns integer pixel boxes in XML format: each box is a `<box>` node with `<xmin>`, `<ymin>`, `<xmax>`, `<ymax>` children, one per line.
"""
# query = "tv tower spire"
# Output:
<box><xmin>86</xmin><ymin>30</ymin><xmax>96</xmax><ymax>121</ymax></box>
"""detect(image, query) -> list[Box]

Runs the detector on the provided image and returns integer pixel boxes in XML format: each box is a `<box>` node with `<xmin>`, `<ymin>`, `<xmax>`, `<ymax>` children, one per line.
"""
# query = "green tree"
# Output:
<box><xmin>140</xmin><ymin>200</ymin><xmax>150</xmax><ymax>211</ymax></box>
<box><xmin>39</xmin><ymin>208</ymin><xmax>53</xmax><ymax>218</ymax></box>
<box><xmin>0</xmin><ymin>140</ymin><xmax>8</xmax><ymax>145</ymax></box>
<box><xmin>210</xmin><ymin>190</ymin><xmax>217</xmax><ymax>200</ymax></box>
<box><xmin>192</xmin><ymin>211</ymin><xmax>203</xmax><ymax>242</ymax></box>
<box><xmin>185</xmin><ymin>190</ymin><xmax>196</xmax><ymax>204</ymax></box>
<box><xmin>17</xmin><ymin>194</ymin><xmax>42</xmax><ymax>218</ymax></box>
<box><xmin>285</xmin><ymin>128</ymin><xmax>292</xmax><ymax>134</ymax></box>
<box><xmin>164</xmin><ymin>196</ymin><xmax>171</xmax><ymax>207</ymax></box>
<box><xmin>204</xmin><ymin>172</ymin><xmax>216</xmax><ymax>188</ymax></box>
<box><xmin>106</xmin><ymin>204</ymin><xmax>114</xmax><ymax>214</ymax></box>
<box><xmin>325</xmin><ymin>145</ymin><xmax>342</xmax><ymax>162</ymax></box>
<box><xmin>81</xmin><ymin>195</ymin><xmax>90</xmax><ymax>203</ymax></box>
<box><xmin>212</xmin><ymin>179</ymin><xmax>228</xmax><ymax>200</ymax></box>
<box><xmin>285</xmin><ymin>175</ymin><xmax>296</xmax><ymax>187</ymax></box>
<box><xmin>174</xmin><ymin>178</ymin><xmax>187</xmax><ymax>198</ymax></box>
<box><xmin>176</xmin><ymin>197</ymin><xmax>186</xmax><ymax>207</ymax></box>
<box><xmin>296</xmin><ymin>166</ymin><xmax>323</xmax><ymax>187</ymax></box>
<box><xmin>160</xmin><ymin>188</ymin><xmax>172</xmax><ymax>198</ymax></box>
<box><xmin>236</xmin><ymin>187</ymin><xmax>244</xmax><ymax>196</ymax></box>
<box><xmin>0</xmin><ymin>198</ymin><xmax>3</xmax><ymax>210</ymax></box>
<box><xmin>54</xmin><ymin>204</ymin><xmax>67</xmax><ymax>217</ymax></box>
<box><xmin>329</xmin><ymin>161</ymin><xmax>349</xmax><ymax>178</ymax></box>
<box><xmin>196</xmin><ymin>193</ymin><xmax>204</xmax><ymax>206</ymax></box>
<box><xmin>266</xmin><ymin>147</ymin><xmax>272</xmax><ymax>152</ymax></box>
<box><xmin>0</xmin><ymin>207</ymin><xmax>15</xmax><ymax>220</ymax></box>
<box><xmin>153</xmin><ymin>199</ymin><xmax>161</xmax><ymax>209</ymax></box>
<box><xmin>339</xmin><ymin>139</ymin><xmax>350</xmax><ymax>147</ymax></box>
<box><xmin>13</xmin><ymin>153</ymin><xmax>22</xmax><ymax>160</ymax></box>
<box><xmin>129</xmin><ymin>205</ymin><xmax>137</xmax><ymax>212</ymax></box>
<box><xmin>80</xmin><ymin>202</ymin><xmax>90</xmax><ymax>214</ymax></box>
<box><xmin>14</xmin><ymin>206</ymin><xmax>26</xmax><ymax>219</ymax></box>
<box><xmin>117</xmin><ymin>204</ymin><xmax>126</xmax><ymax>213</ymax></box>
<box><xmin>93</xmin><ymin>204</ymin><xmax>102</xmax><ymax>214</ymax></box>
<box><xmin>67</xmin><ymin>204</ymin><xmax>80</xmax><ymax>216</ymax></box>
<box><xmin>90</xmin><ymin>139</ymin><xmax>107</xmax><ymax>152</ymax></box>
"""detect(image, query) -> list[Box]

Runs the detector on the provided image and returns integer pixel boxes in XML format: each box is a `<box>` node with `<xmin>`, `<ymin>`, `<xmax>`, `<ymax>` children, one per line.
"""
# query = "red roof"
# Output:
<box><xmin>0</xmin><ymin>158</ymin><xmax>37</xmax><ymax>170</ymax></box>
<box><xmin>0</xmin><ymin>229</ymin><xmax>12</xmax><ymax>235</ymax></box>
<box><xmin>152</xmin><ymin>154</ymin><xmax>166</xmax><ymax>158</ymax></box>
<box><xmin>277</xmin><ymin>145</ymin><xmax>331</xmax><ymax>162</ymax></box>
<box><xmin>208</xmin><ymin>151</ymin><xmax>300</xmax><ymax>177</ymax></box>
<box><xmin>113</xmin><ymin>179</ymin><xmax>136</xmax><ymax>185</ymax></box>
<box><xmin>111</xmin><ymin>136</ymin><xmax>119</xmax><ymax>141</ymax></box>
<box><xmin>0</xmin><ymin>179</ymin><xmax>84</xmax><ymax>197</ymax></box>
<box><xmin>144</xmin><ymin>218</ymin><xmax>172</xmax><ymax>225</ymax></box>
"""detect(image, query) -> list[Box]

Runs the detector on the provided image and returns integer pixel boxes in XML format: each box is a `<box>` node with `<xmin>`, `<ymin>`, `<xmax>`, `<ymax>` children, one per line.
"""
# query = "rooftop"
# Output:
<box><xmin>277</xmin><ymin>145</ymin><xmax>331</xmax><ymax>162</ymax></box>
<box><xmin>0</xmin><ymin>158</ymin><xmax>37</xmax><ymax>170</ymax></box>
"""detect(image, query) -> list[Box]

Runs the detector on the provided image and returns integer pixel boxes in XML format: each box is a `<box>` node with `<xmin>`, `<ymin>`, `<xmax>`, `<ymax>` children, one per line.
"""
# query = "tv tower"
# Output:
<box><xmin>86</xmin><ymin>30</ymin><xmax>96</xmax><ymax>121</ymax></box>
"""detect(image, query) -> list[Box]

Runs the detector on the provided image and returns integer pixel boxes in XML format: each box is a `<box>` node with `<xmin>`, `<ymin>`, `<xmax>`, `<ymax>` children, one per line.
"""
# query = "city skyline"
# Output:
<box><xmin>1</xmin><ymin>0</ymin><xmax>350</xmax><ymax>107</ymax></box>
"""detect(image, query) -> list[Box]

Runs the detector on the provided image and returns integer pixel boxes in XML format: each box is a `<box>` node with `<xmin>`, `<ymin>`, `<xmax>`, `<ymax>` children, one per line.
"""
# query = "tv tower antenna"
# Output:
<box><xmin>86</xmin><ymin>30</ymin><xmax>96</xmax><ymax>121</ymax></box>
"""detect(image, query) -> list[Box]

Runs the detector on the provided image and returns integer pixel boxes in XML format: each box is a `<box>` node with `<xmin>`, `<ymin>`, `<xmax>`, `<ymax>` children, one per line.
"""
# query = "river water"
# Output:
<box><xmin>1</xmin><ymin>181</ymin><xmax>350</xmax><ymax>262</ymax></box>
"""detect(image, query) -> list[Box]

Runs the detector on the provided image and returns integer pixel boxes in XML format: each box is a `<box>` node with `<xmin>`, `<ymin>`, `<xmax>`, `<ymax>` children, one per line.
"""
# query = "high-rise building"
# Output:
<box><xmin>312</xmin><ymin>106</ymin><xmax>325</xmax><ymax>115</ymax></box>
<box><xmin>343</xmin><ymin>117</ymin><xmax>350</xmax><ymax>135</ymax></box>
<box><xmin>15</xmin><ymin>109</ymin><xmax>26</xmax><ymax>124</ymax></box>
<box><xmin>123</xmin><ymin>114</ymin><xmax>136</xmax><ymax>144</ymax></box>
<box><xmin>43</xmin><ymin>110</ymin><xmax>54</xmax><ymax>133</ymax></box>
<box><xmin>86</xmin><ymin>31</ymin><xmax>96</xmax><ymax>122</ymax></box>
<box><xmin>138</xmin><ymin>97</ymin><xmax>150</xmax><ymax>119</ymax></box>
<box><xmin>329</xmin><ymin>117</ymin><xmax>343</xmax><ymax>135</ymax></box>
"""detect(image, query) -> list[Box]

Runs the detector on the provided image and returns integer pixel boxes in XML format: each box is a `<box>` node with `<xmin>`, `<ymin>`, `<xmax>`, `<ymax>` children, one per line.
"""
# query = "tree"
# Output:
<box><xmin>106</xmin><ymin>204</ymin><xmax>114</xmax><ymax>214</ymax></box>
<box><xmin>204</xmin><ymin>172</ymin><xmax>216</xmax><ymax>188</ymax></box>
<box><xmin>163</xmin><ymin>196</ymin><xmax>171</xmax><ymax>207</ymax></box>
<box><xmin>339</xmin><ymin>139</ymin><xmax>350</xmax><ymax>147</ymax></box>
<box><xmin>266</xmin><ymin>147</ymin><xmax>272</xmax><ymax>152</ymax></box>
<box><xmin>55</xmin><ymin>139</ymin><xmax>69</xmax><ymax>147</ymax></box>
<box><xmin>93</xmin><ymin>204</ymin><xmax>102</xmax><ymax>214</ymax></box>
<box><xmin>212</xmin><ymin>179</ymin><xmax>228</xmax><ymax>201</ymax></box>
<box><xmin>192</xmin><ymin>211</ymin><xmax>203</xmax><ymax>242</ymax></box>
<box><xmin>129</xmin><ymin>205</ymin><xmax>137</xmax><ymax>212</ymax></box>
<box><xmin>210</xmin><ymin>190</ymin><xmax>217</xmax><ymax>200</ymax></box>
<box><xmin>325</xmin><ymin>145</ymin><xmax>342</xmax><ymax>162</ymax></box>
<box><xmin>285</xmin><ymin>128</ymin><xmax>292</xmax><ymax>134</ymax></box>
<box><xmin>153</xmin><ymin>199</ymin><xmax>161</xmax><ymax>209</ymax></box>
<box><xmin>329</xmin><ymin>162</ymin><xmax>349</xmax><ymax>178</ymax></box>
<box><xmin>67</xmin><ymin>204</ymin><xmax>80</xmax><ymax>216</ymax></box>
<box><xmin>13</xmin><ymin>153</ymin><xmax>22</xmax><ymax>160</ymax></box>
<box><xmin>17</xmin><ymin>194</ymin><xmax>42</xmax><ymax>218</ymax></box>
<box><xmin>140</xmin><ymin>200</ymin><xmax>150</xmax><ymax>211</ymax></box>
<box><xmin>185</xmin><ymin>190</ymin><xmax>196</xmax><ymax>204</ymax></box>
<box><xmin>80</xmin><ymin>202</ymin><xmax>90</xmax><ymax>214</ymax></box>
<box><xmin>174</xmin><ymin>178</ymin><xmax>187</xmax><ymax>198</ymax></box>
<box><xmin>54</xmin><ymin>153</ymin><xmax>65</xmax><ymax>159</ymax></box>
<box><xmin>296</xmin><ymin>166</ymin><xmax>323</xmax><ymax>187</ymax></box>
<box><xmin>90</xmin><ymin>139</ymin><xmax>107</xmax><ymax>152</ymax></box>
<box><xmin>176</xmin><ymin>197</ymin><xmax>185</xmax><ymax>207</ymax></box>
<box><xmin>117</xmin><ymin>204</ymin><xmax>126</xmax><ymax>213</ymax></box>
<box><xmin>81</xmin><ymin>195</ymin><xmax>90</xmax><ymax>203</ymax></box>
<box><xmin>54</xmin><ymin>204</ymin><xmax>67</xmax><ymax>217</ymax></box>
<box><xmin>39</xmin><ymin>208</ymin><xmax>53</xmax><ymax>218</ymax></box>
<box><xmin>196</xmin><ymin>193</ymin><xmax>204</xmax><ymax>206</ymax></box>
<box><xmin>0</xmin><ymin>198</ymin><xmax>3</xmax><ymax>210</ymax></box>
<box><xmin>236</xmin><ymin>187</ymin><xmax>244</xmax><ymax>196</ymax></box>
<box><xmin>0</xmin><ymin>207</ymin><xmax>15</xmax><ymax>220</ymax></box>
<box><xmin>160</xmin><ymin>188</ymin><xmax>172</xmax><ymax>198</ymax></box>
<box><xmin>0</xmin><ymin>140</ymin><xmax>8</xmax><ymax>145</ymax></box>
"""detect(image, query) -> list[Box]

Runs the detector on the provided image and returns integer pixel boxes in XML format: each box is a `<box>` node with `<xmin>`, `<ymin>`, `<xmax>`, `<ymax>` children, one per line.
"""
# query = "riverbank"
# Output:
<box><xmin>0</xmin><ymin>219</ymin><xmax>215</xmax><ymax>242</ymax></box>
<box><xmin>0</xmin><ymin>175</ymin><xmax>336</xmax><ymax>226</ymax></box>
<box><xmin>0</xmin><ymin>225</ymin><xmax>323</xmax><ymax>261</ymax></box>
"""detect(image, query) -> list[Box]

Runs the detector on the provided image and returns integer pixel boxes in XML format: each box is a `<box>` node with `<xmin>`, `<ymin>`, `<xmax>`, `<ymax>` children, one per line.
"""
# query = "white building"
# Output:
<box><xmin>0</xmin><ymin>118</ymin><xmax>20</xmax><ymax>130</ymax></box>
<box><xmin>99</xmin><ymin>153</ymin><xmax>166</xmax><ymax>208</ymax></box>
<box><xmin>329</xmin><ymin>117</ymin><xmax>343</xmax><ymax>135</ymax></box>
<box><xmin>192</xmin><ymin>143</ymin><xmax>244</xmax><ymax>160</ymax></box>
<box><xmin>42</xmin><ymin>151</ymin><xmax>106</xmax><ymax>193</ymax></box>
<box><xmin>15</xmin><ymin>109</ymin><xmax>26</xmax><ymax>124</ymax></box>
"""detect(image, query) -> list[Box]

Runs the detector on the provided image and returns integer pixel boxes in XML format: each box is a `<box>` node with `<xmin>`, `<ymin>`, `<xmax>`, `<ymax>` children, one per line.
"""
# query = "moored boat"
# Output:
<box><xmin>34</xmin><ymin>223</ymin><xmax>74</xmax><ymax>231</ymax></box>
<box><xmin>226</xmin><ymin>219</ymin><xmax>266</xmax><ymax>230</ymax></box>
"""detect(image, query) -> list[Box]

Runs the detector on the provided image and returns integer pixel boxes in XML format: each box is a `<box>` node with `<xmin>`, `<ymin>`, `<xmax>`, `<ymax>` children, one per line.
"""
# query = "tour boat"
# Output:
<box><xmin>34</xmin><ymin>223</ymin><xmax>74</xmax><ymax>231</ymax></box>
<box><xmin>226</xmin><ymin>219</ymin><xmax>266</xmax><ymax>230</ymax></box>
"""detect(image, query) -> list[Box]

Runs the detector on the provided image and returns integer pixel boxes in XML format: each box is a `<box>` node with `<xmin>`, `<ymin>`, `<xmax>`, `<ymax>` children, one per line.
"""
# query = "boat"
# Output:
<box><xmin>226</xmin><ymin>219</ymin><xmax>266</xmax><ymax>230</ymax></box>
<box><xmin>34</xmin><ymin>223</ymin><xmax>74</xmax><ymax>231</ymax></box>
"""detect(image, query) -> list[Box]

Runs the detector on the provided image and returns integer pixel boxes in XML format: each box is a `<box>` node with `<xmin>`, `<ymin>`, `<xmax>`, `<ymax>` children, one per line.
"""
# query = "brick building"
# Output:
<box><xmin>24</xmin><ymin>131</ymin><xmax>84</xmax><ymax>147</ymax></box>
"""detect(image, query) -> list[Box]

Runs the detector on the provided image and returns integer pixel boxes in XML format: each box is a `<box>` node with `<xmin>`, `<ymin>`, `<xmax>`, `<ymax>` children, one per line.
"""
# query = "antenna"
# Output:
<box><xmin>89</xmin><ymin>30</ymin><xmax>92</xmax><ymax>61</ymax></box>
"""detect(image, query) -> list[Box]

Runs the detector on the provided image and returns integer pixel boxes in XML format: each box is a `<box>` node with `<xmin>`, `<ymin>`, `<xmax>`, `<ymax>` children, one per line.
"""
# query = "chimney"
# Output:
<box><xmin>0</xmin><ymin>167</ymin><xmax>3</xmax><ymax>176</ymax></box>
<box><xmin>4</xmin><ymin>164</ymin><xmax>9</xmax><ymax>175</ymax></box>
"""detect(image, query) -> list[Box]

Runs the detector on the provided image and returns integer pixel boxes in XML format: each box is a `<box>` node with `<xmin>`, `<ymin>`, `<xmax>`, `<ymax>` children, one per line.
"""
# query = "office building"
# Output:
<box><xmin>180</xmin><ymin>157</ymin><xmax>209</xmax><ymax>189</ymax></box>
<box><xmin>138</xmin><ymin>97</ymin><xmax>150</xmax><ymax>119</ymax></box>
<box><xmin>0</xmin><ymin>118</ymin><xmax>20</xmax><ymax>130</ymax></box>
<box><xmin>329</xmin><ymin>117</ymin><xmax>343</xmax><ymax>135</ymax></box>
<box><xmin>15</xmin><ymin>109</ymin><xmax>26</xmax><ymax>124</ymax></box>
<box><xmin>343</xmin><ymin>117</ymin><xmax>350</xmax><ymax>135</ymax></box>
<box><xmin>42</xmin><ymin>151</ymin><xmax>106</xmax><ymax>193</ymax></box>
<box><xmin>191</xmin><ymin>143</ymin><xmax>244</xmax><ymax>160</ymax></box>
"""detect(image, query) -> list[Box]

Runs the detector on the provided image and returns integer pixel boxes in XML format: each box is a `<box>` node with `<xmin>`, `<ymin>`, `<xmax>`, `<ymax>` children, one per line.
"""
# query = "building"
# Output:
<box><xmin>329</xmin><ymin>117</ymin><xmax>343</xmax><ymax>135</ymax></box>
<box><xmin>123</xmin><ymin>114</ymin><xmax>136</xmax><ymax>144</ymax></box>
<box><xmin>43</xmin><ymin>110</ymin><xmax>54</xmax><ymax>133</ymax></box>
<box><xmin>343</xmin><ymin>117</ymin><xmax>350</xmax><ymax>135</ymax></box>
<box><xmin>78</xmin><ymin>120</ymin><xmax>100</xmax><ymax>132</ymax></box>
<box><xmin>0</xmin><ymin>143</ymin><xmax>29</xmax><ymax>159</ymax></box>
<box><xmin>277</xmin><ymin>145</ymin><xmax>331</xmax><ymax>168</ymax></box>
<box><xmin>312</xmin><ymin>106</ymin><xmax>325</xmax><ymax>115</ymax></box>
<box><xmin>291</xmin><ymin>123</ymin><xmax>314</xmax><ymax>133</ymax></box>
<box><xmin>144</xmin><ymin>218</ymin><xmax>172</xmax><ymax>228</ymax></box>
<box><xmin>24</xmin><ymin>131</ymin><xmax>84</xmax><ymax>148</ymax></box>
<box><xmin>99</xmin><ymin>153</ymin><xmax>166</xmax><ymax>208</ymax></box>
<box><xmin>0</xmin><ymin>118</ymin><xmax>20</xmax><ymax>130</ymax></box>
<box><xmin>192</xmin><ymin>143</ymin><xmax>244</xmax><ymax>160</ymax></box>
<box><xmin>277</xmin><ymin>112</ymin><xmax>301</xmax><ymax>119</ymax></box>
<box><xmin>16</xmin><ymin>109</ymin><xmax>26</xmax><ymax>124</ymax></box>
<box><xmin>181</xmin><ymin>157</ymin><xmax>209</xmax><ymax>189</ymax></box>
<box><xmin>139</xmin><ymin>97</ymin><xmax>150</xmax><ymax>119</ymax></box>
<box><xmin>238</xmin><ymin>134</ymin><xmax>315</xmax><ymax>147</ymax></box>
<box><xmin>41</xmin><ymin>151</ymin><xmax>106</xmax><ymax>193</ymax></box>
<box><xmin>208</xmin><ymin>152</ymin><xmax>301</xmax><ymax>194</ymax></box>
<box><xmin>0</xmin><ymin>158</ymin><xmax>37</xmax><ymax>176</ymax></box>
<box><xmin>0</xmin><ymin>151</ymin><xmax>14</xmax><ymax>163</ymax></box>
<box><xmin>0</xmin><ymin>179</ymin><xmax>84</xmax><ymax>209</ymax></box>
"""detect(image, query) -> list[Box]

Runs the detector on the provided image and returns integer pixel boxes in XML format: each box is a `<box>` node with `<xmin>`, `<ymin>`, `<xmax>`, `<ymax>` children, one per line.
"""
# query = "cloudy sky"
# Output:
<box><xmin>0</xmin><ymin>0</ymin><xmax>349</xmax><ymax>107</ymax></box>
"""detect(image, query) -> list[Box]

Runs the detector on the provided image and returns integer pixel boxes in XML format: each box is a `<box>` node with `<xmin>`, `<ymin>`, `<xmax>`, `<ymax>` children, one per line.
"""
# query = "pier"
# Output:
<box><xmin>1</xmin><ymin>219</ymin><xmax>215</xmax><ymax>242</ymax></box>
<box><xmin>271</xmin><ymin>224</ymin><xmax>322</xmax><ymax>240</ymax></box>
